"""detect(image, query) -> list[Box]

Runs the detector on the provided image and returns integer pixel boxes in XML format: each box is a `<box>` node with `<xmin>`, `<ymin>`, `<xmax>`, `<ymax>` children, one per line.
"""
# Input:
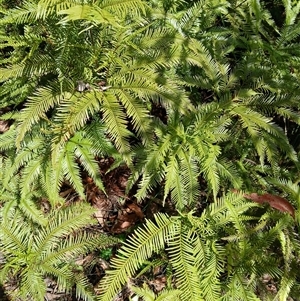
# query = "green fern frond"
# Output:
<box><xmin>101</xmin><ymin>92</ymin><xmax>132</xmax><ymax>153</ymax></box>
<box><xmin>282</xmin><ymin>0</ymin><xmax>300</xmax><ymax>26</ymax></box>
<box><xmin>0</xmin><ymin>1</ymin><xmax>37</xmax><ymax>24</ymax></box>
<box><xmin>201</xmin><ymin>144</ymin><xmax>221</xmax><ymax>199</ymax></box>
<box><xmin>200</xmin><ymin>241</ymin><xmax>224</xmax><ymax>301</ymax></box>
<box><xmin>178</xmin><ymin>150</ymin><xmax>199</xmax><ymax>207</ymax></box>
<box><xmin>52</xmin><ymin>91</ymin><xmax>101</xmax><ymax>144</ymax></box>
<box><xmin>163</xmin><ymin>152</ymin><xmax>183</xmax><ymax>207</ymax></box>
<box><xmin>58</xmin><ymin>0</ymin><xmax>146</xmax><ymax>24</ymax></box>
<box><xmin>58</xmin><ymin>4</ymin><xmax>121</xmax><ymax>27</ymax></box>
<box><xmin>16</xmin><ymin>86</ymin><xmax>61</xmax><ymax>147</ymax></box>
<box><xmin>230</xmin><ymin>105</ymin><xmax>297</xmax><ymax>162</ymax></box>
<box><xmin>84</xmin><ymin>118</ymin><xmax>118</xmax><ymax>156</ymax></box>
<box><xmin>0</xmin><ymin>202</ymin><xmax>118</xmax><ymax>301</ymax></box>
<box><xmin>98</xmin><ymin>213</ymin><xmax>179</xmax><ymax>301</ymax></box>
<box><xmin>221</xmin><ymin>273</ymin><xmax>261</xmax><ymax>301</ymax></box>
<box><xmin>130</xmin><ymin>283</ymin><xmax>181</xmax><ymax>301</ymax></box>
<box><xmin>63</xmin><ymin>142</ymin><xmax>85</xmax><ymax>198</ymax></box>
<box><xmin>19</xmin><ymin>196</ymin><xmax>48</xmax><ymax>226</ymax></box>
<box><xmin>0</xmin><ymin>65</ymin><xmax>25</xmax><ymax>82</ymax></box>
<box><xmin>0</xmin><ymin>124</ymin><xmax>16</xmax><ymax>151</ymax></box>
<box><xmin>168</xmin><ymin>226</ymin><xmax>204</xmax><ymax>301</ymax></box>
<box><xmin>20</xmin><ymin>269</ymin><xmax>46</xmax><ymax>301</ymax></box>
<box><xmin>114</xmin><ymin>89</ymin><xmax>150</xmax><ymax>144</ymax></box>
<box><xmin>73</xmin><ymin>136</ymin><xmax>105</xmax><ymax>193</ymax></box>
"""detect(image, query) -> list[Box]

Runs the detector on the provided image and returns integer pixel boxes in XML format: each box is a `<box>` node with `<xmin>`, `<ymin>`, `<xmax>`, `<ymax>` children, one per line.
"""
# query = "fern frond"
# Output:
<box><xmin>63</xmin><ymin>141</ymin><xmax>85</xmax><ymax>199</ymax></box>
<box><xmin>130</xmin><ymin>283</ymin><xmax>181</xmax><ymax>301</ymax></box>
<box><xmin>0</xmin><ymin>202</ymin><xmax>118</xmax><ymax>301</ymax></box>
<box><xmin>73</xmin><ymin>135</ymin><xmax>105</xmax><ymax>192</ymax></box>
<box><xmin>101</xmin><ymin>92</ymin><xmax>131</xmax><ymax>153</ymax></box>
<box><xmin>53</xmin><ymin>91</ymin><xmax>101</xmax><ymax>144</ymax></box>
<box><xmin>19</xmin><ymin>269</ymin><xmax>46</xmax><ymax>301</ymax></box>
<box><xmin>200</xmin><ymin>241</ymin><xmax>223</xmax><ymax>301</ymax></box>
<box><xmin>114</xmin><ymin>89</ymin><xmax>150</xmax><ymax>144</ymax></box>
<box><xmin>179</xmin><ymin>150</ymin><xmax>199</xmax><ymax>207</ymax></box>
<box><xmin>19</xmin><ymin>196</ymin><xmax>48</xmax><ymax>226</ymax></box>
<box><xmin>16</xmin><ymin>86</ymin><xmax>61</xmax><ymax>147</ymax></box>
<box><xmin>0</xmin><ymin>1</ymin><xmax>37</xmax><ymax>24</ymax></box>
<box><xmin>0</xmin><ymin>124</ymin><xmax>16</xmax><ymax>151</ymax></box>
<box><xmin>221</xmin><ymin>273</ymin><xmax>261</xmax><ymax>301</ymax></box>
<box><xmin>168</xmin><ymin>226</ymin><xmax>204</xmax><ymax>301</ymax></box>
<box><xmin>201</xmin><ymin>144</ymin><xmax>221</xmax><ymax>199</ymax></box>
<box><xmin>98</xmin><ymin>213</ymin><xmax>179</xmax><ymax>301</ymax></box>
<box><xmin>163</xmin><ymin>151</ymin><xmax>183</xmax><ymax>208</ymax></box>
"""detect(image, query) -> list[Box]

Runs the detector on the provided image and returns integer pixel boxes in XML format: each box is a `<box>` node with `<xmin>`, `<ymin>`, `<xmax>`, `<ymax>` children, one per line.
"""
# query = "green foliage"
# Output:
<box><xmin>0</xmin><ymin>0</ymin><xmax>300</xmax><ymax>299</ymax></box>
<box><xmin>0</xmin><ymin>121</ymin><xmax>113</xmax><ymax>206</ymax></box>
<box><xmin>129</xmin><ymin>284</ymin><xmax>181</xmax><ymax>301</ymax></box>
<box><xmin>128</xmin><ymin>103</ymin><xmax>241</xmax><ymax>207</ymax></box>
<box><xmin>98</xmin><ymin>192</ymin><xmax>299</xmax><ymax>301</ymax></box>
<box><xmin>0</xmin><ymin>202</ymin><xmax>118</xmax><ymax>301</ymax></box>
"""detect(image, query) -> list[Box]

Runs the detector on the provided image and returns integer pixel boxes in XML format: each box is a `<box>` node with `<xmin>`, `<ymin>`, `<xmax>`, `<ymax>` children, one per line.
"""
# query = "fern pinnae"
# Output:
<box><xmin>58</xmin><ymin>91</ymin><xmax>102</xmax><ymax>140</ymax></box>
<box><xmin>0</xmin><ymin>202</ymin><xmax>113</xmax><ymax>301</ymax></box>
<box><xmin>63</xmin><ymin>142</ymin><xmax>85</xmax><ymax>198</ymax></box>
<box><xmin>0</xmin><ymin>215</ymin><xmax>27</xmax><ymax>254</ymax></box>
<box><xmin>101</xmin><ymin>0</ymin><xmax>147</xmax><ymax>15</ymax></box>
<box><xmin>74</xmin><ymin>139</ymin><xmax>106</xmax><ymax>192</ymax></box>
<box><xmin>129</xmin><ymin>283</ymin><xmax>156</xmax><ymax>301</ymax></box>
<box><xmin>216</xmin><ymin>159</ymin><xmax>242</xmax><ymax>189</ymax></box>
<box><xmin>114</xmin><ymin>88</ymin><xmax>150</xmax><ymax>143</ymax></box>
<box><xmin>163</xmin><ymin>152</ymin><xmax>183</xmax><ymax>209</ymax></box>
<box><xmin>130</xmin><ymin>284</ymin><xmax>182</xmax><ymax>301</ymax></box>
<box><xmin>84</xmin><ymin>119</ymin><xmax>116</xmax><ymax>155</ymax></box>
<box><xmin>0</xmin><ymin>125</ymin><xmax>16</xmax><ymax>152</ymax></box>
<box><xmin>136</xmin><ymin>169</ymin><xmax>165</xmax><ymax>202</ymax></box>
<box><xmin>35</xmin><ymin>205</ymin><xmax>95</xmax><ymax>258</ymax></box>
<box><xmin>41</xmin><ymin>233</ymin><xmax>106</xmax><ymax>267</ymax></box>
<box><xmin>49</xmin><ymin>147</ymin><xmax>66</xmax><ymax>199</ymax></box>
<box><xmin>39</xmin><ymin>162</ymin><xmax>63</xmax><ymax>206</ymax></box>
<box><xmin>4</xmin><ymin>145</ymin><xmax>35</xmax><ymax>188</ymax></box>
<box><xmin>135</xmin><ymin>132</ymin><xmax>172</xmax><ymax>201</ymax></box>
<box><xmin>202</xmin><ymin>143</ymin><xmax>221</xmax><ymax>200</ymax></box>
<box><xmin>167</xmin><ymin>224</ymin><xmax>204</xmax><ymax>301</ymax></box>
<box><xmin>41</xmin><ymin>204</ymin><xmax>96</xmax><ymax>248</ymax></box>
<box><xmin>72</xmin><ymin>272</ymin><xmax>96</xmax><ymax>301</ymax></box>
<box><xmin>0</xmin><ymin>1</ymin><xmax>38</xmax><ymax>25</ymax></box>
<box><xmin>206</xmin><ymin>192</ymin><xmax>245</xmax><ymax>226</ymax></box>
<box><xmin>20</xmin><ymin>157</ymin><xmax>42</xmax><ymax>197</ymax></box>
<box><xmin>16</xmin><ymin>86</ymin><xmax>61</xmax><ymax>147</ymax></box>
<box><xmin>201</xmin><ymin>243</ymin><xmax>223</xmax><ymax>301</ymax></box>
<box><xmin>100</xmin><ymin>91</ymin><xmax>131</xmax><ymax>153</ymax></box>
<box><xmin>20</xmin><ymin>269</ymin><xmax>46</xmax><ymax>301</ymax></box>
<box><xmin>179</xmin><ymin>149</ymin><xmax>199</xmax><ymax>207</ymax></box>
<box><xmin>99</xmin><ymin>214</ymin><xmax>179</xmax><ymax>301</ymax></box>
<box><xmin>221</xmin><ymin>273</ymin><xmax>260</xmax><ymax>301</ymax></box>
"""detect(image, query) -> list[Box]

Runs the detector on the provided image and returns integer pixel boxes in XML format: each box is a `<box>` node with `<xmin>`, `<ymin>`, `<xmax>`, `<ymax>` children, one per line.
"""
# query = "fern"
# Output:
<box><xmin>129</xmin><ymin>283</ymin><xmax>181</xmax><ymax>301</ymax></box>
<box><xmin>99</xmin><ymin>213</ymin><xmax>179</xmax><ymax>301</ymax></box>
<box><xmin>130</xmin><ymin>103</ymin><xmax>239</xmax><ymax>208</ymax></box>
<box><xmin>1</xmin><ymin>1</ymin><xmax>300</xmax><ymax>300</ymax></box>
<box><xmin>0</xmin><ymin>202</ymin><xmax>118</xmax><ymax>301</ymax></box>
<box><xmin>99</xmin><ymin>191</ymin><xmax>300</xmax><ymax>301</ymax></box>
<box><xmin>0</xmin><ymin>119</ymin><xmax>113</xmax><ymax>207</ymax></box>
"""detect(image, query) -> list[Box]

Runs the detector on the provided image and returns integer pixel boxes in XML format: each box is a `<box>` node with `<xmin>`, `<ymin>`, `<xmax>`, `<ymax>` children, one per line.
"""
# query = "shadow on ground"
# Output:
<box><xmin>0</xmin><ymin>285</ymin><xmax>9</xmax><ymax>301</ymax></box>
